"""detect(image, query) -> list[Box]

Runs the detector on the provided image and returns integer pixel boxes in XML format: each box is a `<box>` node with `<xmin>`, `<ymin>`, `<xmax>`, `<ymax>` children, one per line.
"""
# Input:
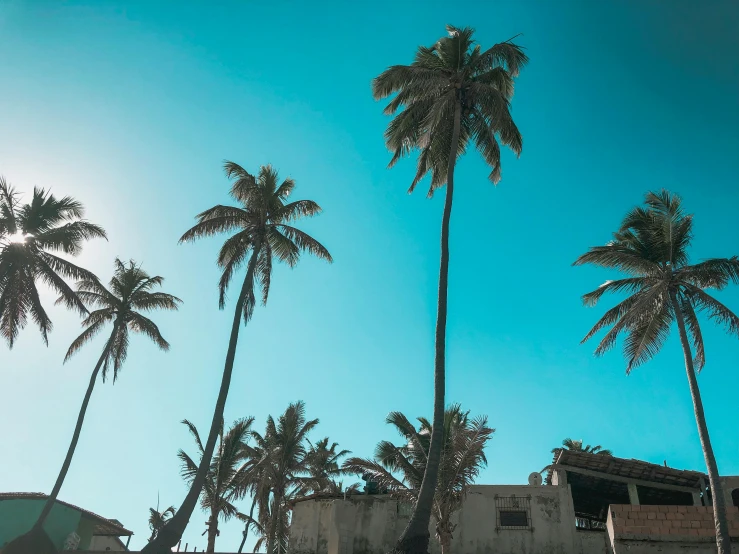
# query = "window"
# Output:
<box><xmin>495</xmin><ymin>495</ymin><xmax>532</xmax><ymax>531</ymax></box>
<box><xmin>732</xmin><ymin>488</ymin><xmax>739</xmax><ymax>508</ymax></box>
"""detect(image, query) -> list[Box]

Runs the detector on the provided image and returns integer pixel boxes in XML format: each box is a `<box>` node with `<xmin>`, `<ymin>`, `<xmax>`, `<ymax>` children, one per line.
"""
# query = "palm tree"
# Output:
<box><xmin>552</xmin><ymin>438</ymin><xmax>612</xmax><ymax>456</ymax></box>
<box><xmin>247</xmin><ymin>401</ymin><xmax>319</xmax><ymax>554</ymax></box>
<box><xmin>148</xmin><ymin>504</ymin><xmax>176</xmax><ymax>542</ymax></box>
<box><xmin>372</xmin><ymin>26</ymin><xmax>526</xmax><ymax>554</ymax></box>
<box><xmin>4</xmin><ymin>259</ymin><xmax>180</xmax><ymax>554</ymax></box>
<box><xmin>575</xmin><ymin>190</ymin><xmax>739</xmax><ymax>554</ymax></box>
<box><xmin>0</xmin><ymin>177</ymin><xmax>106</xmax><ymax>347</ymax></box>
<box><xmin>343</xmin><ymin>405</ymin><xmax>494</xmax><ymax>554</ymax></box>
<box><xmin>301</xmin><ymin>438</ymin><xmax>358</xmax><ymax>496</ymax></box>
<box><xmin>144</xmin><ymin>164</ymin><xmax>331</xmax><ymax>554</ymax></box>
<box><xmin>179</xmin><ymin>417</ymin><xmax>254</xmax><ymax>553</ymax></box>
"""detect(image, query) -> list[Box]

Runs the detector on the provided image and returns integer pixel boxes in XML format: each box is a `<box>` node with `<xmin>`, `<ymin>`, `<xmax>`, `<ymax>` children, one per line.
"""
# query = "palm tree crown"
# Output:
<box><xmin>575</xmin><ymin>190</ymin><xmax>739</xmax><ymax>371</ymax></box>
<box><xmin>179</xmin><ymin>417</ymin><xmax>254</xmax><ymax>552</ymax></box>
<box><xmin>553</xmin><ymin>438</ymin><xmax>612</xmax><ymax>456</ymax></box>
<box><xmin>65</xmin><ymin>259</ymin><xmax>182</xmax><ymax>381</ymax></box>
<box><xmin>343</xmin><ymin>405</ymin><xmax>493</xmax><ymax>554</ymax></box>
<box><xmin>372</xmin><ymin>25</ymin><xmax>528</xmax><ymax>193</ymax></box>
<box><xmin>179</xmin><ymin>163</ymin><xmax>332</xmax><ymax>322</ymax></box>
<box><xmin>0</xmin><ymin>177</ymin><xmax>106</xmax><ymax>347</ymax></box>
<box><xmin>148</xmin><ymin>505</ymin><xmax>176</xmax><ymax>542</ymax></box>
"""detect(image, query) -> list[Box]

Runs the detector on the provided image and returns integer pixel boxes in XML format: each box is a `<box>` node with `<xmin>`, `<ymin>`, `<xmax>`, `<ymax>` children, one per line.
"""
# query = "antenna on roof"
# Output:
<box><xmin>664</xmin><ymin>460</ymin><xmax>667</xmax><ymax>467</ymax></box>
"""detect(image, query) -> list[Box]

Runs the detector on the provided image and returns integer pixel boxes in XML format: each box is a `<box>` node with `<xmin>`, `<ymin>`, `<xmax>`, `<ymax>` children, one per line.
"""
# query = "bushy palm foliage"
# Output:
<box><xmin>575</xmin><ymin>190</ymin><xmax>739</xmax><ymax>554</ymax></box>
<box><xmin>148</xmin><ymin>505</ymin><xmax>176</xmax><ymax>542</ymax></box>
<box><xmin>0</xmin><ymin>177</ymin><xmax>106</xmax><ymax>347</ymax></box>
<box><xmin>246</xmin><ymin>401</ymin><xmax>319</xmax><ymax>554</ymax></box>
<box><xmin>553</xmin><ymin>438</ymin><xmax>612</xmax><ymax>456</ymax></box>
<box><xmin>372</xmin><ymin>26</ymin><xmax>526</xmax><ymax>554</ymax></box>
<box><xmin>300</xmin><ymin>438</ymin><xmax>358</xmax><ymax>496</ymax></box>
<box><xmin>179</xmin><ymin>418</ymin><xmax>254</xmax><ymax>553</ymax></box>
<box><xmin>145</xmin><ymin>163</ymin><xmax>331</xmax><ymax>554</ymax></box>
<box><xmin>343</xmin><ymin>405</ymin><xmax>494</xmax><ymax>554</ymax></box>
<box><xmin>4</xmin><ymin>260</ymin><xmax>179</xmax><ymax>554</ymax></box>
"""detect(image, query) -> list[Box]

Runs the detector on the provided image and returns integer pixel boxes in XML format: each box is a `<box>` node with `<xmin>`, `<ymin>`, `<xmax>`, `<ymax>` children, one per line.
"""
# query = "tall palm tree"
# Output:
<box><xmin>343</xmin><ymin>405</ymin><xmax>493</xmax><ymax>554</ymax></box>
<box><xmin>144</xmin><ymin>164</ymin><xmax>331</xmax><ymax>554</ymax></box>
<box><xmin>148</xmin><ymin>504</ymin><xmax>176</xmax><ymax>542</ymax></box>
<box><xmin>552</xmin><ymin>438</ymin><xmax>612</xmax><ymax>456</ymax></box>
<box><xmin>179</xmin><ymin>417</ymin><xmax>255</xmax><ymax>553</ymax></box>
<box><xmin>0</xmin><ymin>177</ymin><xmax>106</xmax><ymax>347</ymax></box>
<box><xmin>4</xmin><ymin>259</ymin><xmax>180</xmax><ymax>554</ymax></box>
<box><xmin>575</xmin><ymin>190</ymin><xmax>739</xmax><ymax>554</ymax></box>
<box><xmin>248</xmin><ymin>402</ymin><xmax>319</xmax><ymax>554</ymax></box>
<box><xmin>372</xmin><ymin>26</ymin><xmax>526</xmax><ymax>554</ymax></box>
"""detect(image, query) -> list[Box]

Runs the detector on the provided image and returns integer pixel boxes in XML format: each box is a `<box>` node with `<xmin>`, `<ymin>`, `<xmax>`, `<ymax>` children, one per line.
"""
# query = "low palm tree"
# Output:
<box><xmin>343</xmin><ymin>405</ymin><xmax>494</xmax><ymax>554</ymax></box>
<box><xmin>300</xmin><ymin>438</ymin><xmax>357</xmax><ymax>496</ymax></box>
<box><xmin>4</xmin><ymin>259</ymin><xmax>180</xmax><ymax>554</ymax></box>
<box><xmin>553</xmin><ymin>438</ymin><xmax>612</xmax><ymax>456</ymax></box>
<box><xmin>575</xmin><ymin>190</ymin><xmax>739</xmax><ymax>554</ymax></box>
<box><xmin>179</xmin><ymin>417</ymin><xmax>254</xmax><ymax>553</ymax></box>
<box><xmin>372</xmin><ymin>26</ymin><xmax>527</xmax><ymax>554</ymax></box>
<box><xmin>250</xmin><ymin>402</ymin><xmax>319</xmax><ymax>554</ymax></box>
<box><xmin>148</xmin><ymin>504</ymin><xmax>176</xmax><ymax>542</ymax></box>
<box><xmin>0</xmin><ymin>177</ymin><xmax>106</xmax><ymax>347</ymax></box>
<box><xmin>144</xmin><ymin>163</ymin><xmax>331</xmax><ymax>554</ymax></box>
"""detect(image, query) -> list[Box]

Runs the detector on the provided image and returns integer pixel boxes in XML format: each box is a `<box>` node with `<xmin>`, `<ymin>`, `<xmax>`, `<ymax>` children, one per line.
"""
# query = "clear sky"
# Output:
<box><xmin>1</xmin><ymin>0</ymin><xmax>738</xmax><ymax>551</ymax></box>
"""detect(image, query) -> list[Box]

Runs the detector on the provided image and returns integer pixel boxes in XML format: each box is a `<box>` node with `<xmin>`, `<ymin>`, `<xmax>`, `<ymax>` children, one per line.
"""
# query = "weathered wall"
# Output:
<box><xmin>578</xmin><ymin>529</ymin><xmax>608</xmax><ymax>554</ymax></box>
<box><xmin>289</xmin><ymin>484</ymin><xmax>594</xmax><ymax>554</ymax></box>
<box><xmin>88</xmin><ymin>535</ymin><xmax>127</xmax><ymax>551</ymax></box>
<box><xmin>0</xmin><ymin>498</ymin><xmax>83</xmax><ymax>550</ymax></box>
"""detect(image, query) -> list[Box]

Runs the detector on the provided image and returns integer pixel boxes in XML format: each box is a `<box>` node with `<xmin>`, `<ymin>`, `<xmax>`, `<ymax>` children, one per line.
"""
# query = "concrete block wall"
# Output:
<box><xmin>608</xmin><ymin>504</ymin><xmax>739</xmax><ymax>540</ymax></box>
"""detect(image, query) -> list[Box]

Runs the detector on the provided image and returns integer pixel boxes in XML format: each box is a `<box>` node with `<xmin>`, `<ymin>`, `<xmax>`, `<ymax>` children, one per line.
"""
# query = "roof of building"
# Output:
<box><xmin>546</xmin><ymin>450</ymin><xmax>708</xmax><ymax>521</ymax></box>
<box><xmin>547</xmin><ymin>449</ymin><xmax>706</xmax><ymax>489</ymax></box>
<box><xmin>0</xmin><ymin>493</ymin><xmax>133</xmax><ymax>536</ymax></box>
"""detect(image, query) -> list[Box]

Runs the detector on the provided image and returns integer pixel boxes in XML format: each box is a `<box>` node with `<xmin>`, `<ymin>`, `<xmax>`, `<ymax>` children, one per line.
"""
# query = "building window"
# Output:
<box><xmin>732</xmin><ymin>488</ymin><xmax>739</xmax><ymax>508</ymax></box>
<box><xmin>495</xmin><ymin>495</ymin><xmax>532</xmax><ymax>531</ymax></box>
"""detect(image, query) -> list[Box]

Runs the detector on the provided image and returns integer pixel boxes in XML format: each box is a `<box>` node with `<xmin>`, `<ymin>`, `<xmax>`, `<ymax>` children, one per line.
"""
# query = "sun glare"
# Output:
<box><xmin>7</xmin><ymin>232</ymin><xmax>29</xmax><ymax>244</ymax></box>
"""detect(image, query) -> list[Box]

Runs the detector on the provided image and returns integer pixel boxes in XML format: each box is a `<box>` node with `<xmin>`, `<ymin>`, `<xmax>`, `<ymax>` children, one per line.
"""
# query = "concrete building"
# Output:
<box><xmin>0</xmin><ymin>492</ymin><xmax>132</xmax><ymax>552</ymax></box>
<box><xmin>288</xmin><ymin>450</ymin><xmax>739</xmax><ymax>554</ymax></box>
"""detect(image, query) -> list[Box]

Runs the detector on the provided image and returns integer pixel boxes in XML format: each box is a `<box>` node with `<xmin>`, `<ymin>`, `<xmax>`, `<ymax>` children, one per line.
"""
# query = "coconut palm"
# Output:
<box><xmin>343</xmin><ymin>405</ymin><xmax>494</xmax><ymax>554</ymax></box>
<box><xmin>247</xmin><ymin>401</ymin><xmax>319</xmax><ymax>554</ymax></box>
<box><xmin>148</xmin><ymin>504</ymin><xmax>176</xmax><ymax>542</ymax></box>
<box><xmin>372</xmin><ymin>26</ymin><xmax>526</xmax><ymax>554</ymax></box>
<box><xmin>0</xmin><ymin>177</ymin><xmax>106</xmax><ymax>347</ymax></box>
<box><xmin>300</xmin><ymin>437</ymin><xmax>357</xmax><ymax>496</ymax></box>
<box><xmin>575</xmin><ymin>190</ymin><xmax>739</xmax><ymax>554</ymax></box>
<box><xmin>144</xmin><ymin>165</ymin><xmax>331</xmax><ymax>554</ymax></box>
<box><xmin>178</xmin><ymin>417</ymin><xmax>254</xmax><ymax>553</ymax></box>
<box><xmin>552</xmin><ymin>438</ymin><xmax>612</xmax><ymax>456</ymax></box>
<box><xmin>4</xmin><ymin>259</ymin><xmax>180</xmax><ymax>554</ymax></box>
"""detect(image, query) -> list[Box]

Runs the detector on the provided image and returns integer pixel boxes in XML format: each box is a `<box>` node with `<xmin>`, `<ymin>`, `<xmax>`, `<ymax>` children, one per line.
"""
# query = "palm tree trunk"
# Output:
<box><xmin>33</xmin><ymin>324</ymin><xmax>118</xmax><ymax>530</ymax></box>
<box><xmin>267</xmin><ymin>493</ymin><xmax>281</xmax><ymax>554</ymax></box>
<box><xmin>438</xmin><ymin>532</ymin><xmax>451</xmax><ymax>554</ymax></box>
<box><xmin>238</xmin><ymin>495</ymin><xmax>259</xmax><ymax>553</ymax></box>
<box><xmin>671</xmin><ymin>291</ymin><xmax>732</xmax><ymax>554</ymax></box>
<box><xmin>393</xmin><ymin>98</ymin><xmax>462</xmax><ymax>554</ymax></box>
<box><xmin>143</xmin><ymin>242</ymin><xmax>263</xmax><ymax>554</ymax></box>
<box><xmin>206</xmin><ymin>510</ymin><xmax>218</xmax><ymax>553</ymax></box>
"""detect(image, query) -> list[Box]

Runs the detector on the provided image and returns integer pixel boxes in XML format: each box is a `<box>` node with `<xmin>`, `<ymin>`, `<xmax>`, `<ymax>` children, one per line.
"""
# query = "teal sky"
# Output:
<box><xmin>1</xmin><ymin>0</ymin><xmax>738</xmax><ymax>551</ymax></box>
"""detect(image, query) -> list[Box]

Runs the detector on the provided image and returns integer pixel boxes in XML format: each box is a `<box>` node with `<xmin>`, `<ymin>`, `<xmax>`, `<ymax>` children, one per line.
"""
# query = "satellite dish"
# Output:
<box><xmin>528</xmin><ymin>472</ymin><xmax>543</xmax><ymax>486</ymax></box>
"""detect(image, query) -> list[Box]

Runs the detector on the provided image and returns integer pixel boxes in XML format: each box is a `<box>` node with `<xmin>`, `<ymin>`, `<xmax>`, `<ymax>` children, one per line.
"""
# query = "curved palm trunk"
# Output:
<box><xmin>144</xmin><ymin>243</ymin><xmax>262</xmax><ymax>554</ymax></box>
<box><xmin>36</xmin><ymin>325</ymin><xmax>118</xmax><ymax>528</ymax></box>
<box><xmin>393</xmin><ymin>99</ymin><xmax>461</xmax><ymax>554</ymax></box>
<box><xmin>206</xmin><ymin>510</ymin><xmax>218</xmax><ymax>553</ymax></box>
<box><xmin>238</xmin><ymin>495</ymin><xmax>259</xmax><ymax>553</ymax></box>
<box><xmin>3</xmin><ymin>325</ymin><xmax>118</xmax><ymax>554</ymax></box>
<box><xmin>671</xmin><ymin>291</ymin><xmax>732</xmax><ymax>554</ymax></box>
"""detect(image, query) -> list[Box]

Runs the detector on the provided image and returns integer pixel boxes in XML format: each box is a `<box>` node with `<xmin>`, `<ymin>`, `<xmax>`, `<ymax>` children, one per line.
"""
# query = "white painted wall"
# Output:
<box><xmin>288</xmin><ymin>484</ymin><xmax>603</xmax><ymax>554</ymax></box>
